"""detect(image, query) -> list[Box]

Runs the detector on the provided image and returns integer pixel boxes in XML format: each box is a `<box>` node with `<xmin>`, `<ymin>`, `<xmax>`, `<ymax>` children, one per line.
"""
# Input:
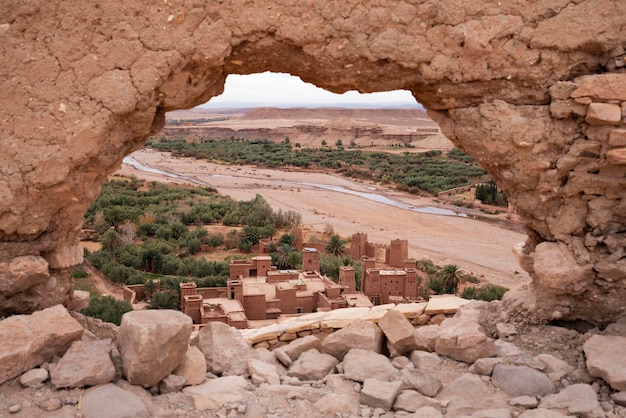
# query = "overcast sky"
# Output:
<box><xmin>201</xmin><ymin>72</ymin><xmax>418</xmax><ymax>108</ymax></box>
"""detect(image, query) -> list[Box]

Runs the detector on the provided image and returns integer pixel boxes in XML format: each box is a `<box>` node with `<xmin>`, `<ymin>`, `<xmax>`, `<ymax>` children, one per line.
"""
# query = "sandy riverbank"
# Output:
<box><xmin>116</xmin><ymin>149</ymin><xmax>531</xmax><ymax>290</ymax></box>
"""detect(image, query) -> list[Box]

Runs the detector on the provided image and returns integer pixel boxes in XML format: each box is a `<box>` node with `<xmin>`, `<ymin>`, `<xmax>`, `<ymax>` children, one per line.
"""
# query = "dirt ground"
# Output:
<box><xmin>115</xmin><ymin>149</ymin><xmax>531</xmax><ymax>291</ymax></box>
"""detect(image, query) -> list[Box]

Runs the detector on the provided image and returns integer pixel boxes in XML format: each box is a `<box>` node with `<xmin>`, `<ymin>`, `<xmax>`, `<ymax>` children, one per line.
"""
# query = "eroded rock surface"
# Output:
<box><xmin>0</xmin><ymin>1</ymin><xmax>625</xmax><ymax>323</ymax></box>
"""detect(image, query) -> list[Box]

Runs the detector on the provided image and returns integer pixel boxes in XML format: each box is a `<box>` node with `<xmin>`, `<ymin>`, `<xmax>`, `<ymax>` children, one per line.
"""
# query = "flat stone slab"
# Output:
<box><xmin>279</xmin><ymin>313</ymin><xmax>325</xmax><ymax>334</ymax></box>
<box><xmin>240</xmin><ymin>323</ymin><xmax>279</xmax><ymax>344</ymax></box>
<box><xmin>425</xmin><ymin>295</ymin><xmax>471</xmax><ymax>315</ymax></box>
<box><xmin>394</xmin><ymin>302</ymin><xmax>428</xmax><ymax>318</ymax></box>
<box><xmin>321</xmin><ymin>307</ymin><xmax>371</xmax><ymax>329</ymax></box>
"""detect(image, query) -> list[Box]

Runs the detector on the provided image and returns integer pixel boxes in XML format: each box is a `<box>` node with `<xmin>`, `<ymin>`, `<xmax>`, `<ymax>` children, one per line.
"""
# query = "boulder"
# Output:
<box><xmin>273</xmin><ymin>335</ymin><xmax>321</xmax><ymax>367</ymax></box>
<box><xmin>392</xmin><ymin>355</ymin><xmax>412</xmax><ymax>369</ymax></box>
<box><xmin>313</xmin><ymin>393</ymin><xmax>360</xmax><ymax>417</ymax></box>
<box><xmin>183</xmin><ymin>376</ymin><xmax>248</xmax><ymax>411</ymax></box>
<box><xmin>325</xmin><ymin>374</ymin><xmax>360</xmax><ymax>398</ymax></box>
<box><xmin>0</xmin><ymin>305</ymin><xmax>84</xmax><ymax>384</ymax></box>
<box><xmin>518</xmin><ymin>410</ymin><xmax>572</xmax><ymax>418</ymax></box>
<box><xmin>342</xmin><ymin>348</ymin><xmax>396</xmax><ymax>383</ymax></box>
<box><xmin>586</xmin><ymin>102</ymin><xmax>622</xmax><ymax>125</ymax></box>
<box><xmin>538</xmin><ymin>383</ymin><xmax>604</xmax><ymax>418</ymax></box>
<box><xmin>603</xmin><ymin>316</ymin><xmax>626</xmax><ymax>336</ymax></box>
<box><xmin>19</xmin><ymin>368</ymin><xmax>49</xmax><ymax>387</ymax></box>
<box><xmin>469</xmin><ymin>358</ymin><xmax>503</xmax><ymax>376</ymax></box>
<box><xmin>173</xmin><ymin>346</ymin><xmax>206</xmax><ymax>386</ymax></box>
<box><xmin>393</xmin><ymin>389</ymin><xmax>442</xmax><ymax>412</ymax></box>
<box><xmin>69</xmin><ymin>290</ymin><xmax>91</xmax><ymax>312</ymax></box>
<box><xmin>287</xmin><ymin>350</ymin><xmax>338</xmax><ymax>381</ymax></box>
<box><xmin>81</xmin><ymin>383</ymin><xmax>149</xmax><ymax>418</ymax></box>
<box><xmin>535</xmin><ymin>353</ymin><xmax>575</xmax><ymax>382</ymax></box>
<box><xmin>409</xmin><ymin>350</ymin><xmax>442</xmax><ymax>372</ymax></box>
<box><xmin>400</xmin><ymin>367</ymin><xmax>442</xmax><ymax>397</ymax></box>
<box><xmin>50</xmin><ymin>339</ymin><xmax>115</xmax><ymax>388</ymax></box>
<box><xmin>496</xmin><ymin>322</ymin><xmax>517</xmax><ymax>338</ymax></box>
<box><xmin>611</xmin><ymin>391</ymin><xmax>626</xmax><ymax>407</ymax></box>
<box><xmin>117</xmin><ymin>310</ymin><xmax>192</xmax><ymax>388</ymax></box>
<box><xmin>248</xmin><ymin>358</ymin><xmax>280</xmax><ymax>385</ymax></box>
<box><xmin>583</xmin><ymin>334</ymin><xmax>626</xmax><ymax>390</ymax></box>
<box><xmin>434</xmin><ymin>307</ymin><xmax>496</xmax><ymax>363</ymax></box>
<box><xmin>378</xmin><ymin>309</ymin><xmax>420</xmax><ymax>355</ymax></box>
<box><xmin>0</xmin><ymin>256</ymin><xmax>49</xmax><ymax>296</ymax></box>
<box><xmin>158</xmin><ymin>374</ymin><xmax>186</xmax><ymax>394</ymax></box>
<box><xmin>414</xmin><ymin>325</ymin><xmax>440</xmax><ymax>352</ymax></box>
<box><xmin>360</xmin><ymin>378</ymin><xmax>402</xmax><ymax>411</ymax></box>
<box><xmin>436</xmin><ymin>373</ymin><xmax>509</xmax><ymax>416</ymax></box>
<box><xmin>492</xmin><ymin>365</ymin><xmax>555</xmax><ymax>397</ymax></box>
<box><xmin>198</xmin><ymin>321</ymin><xmax>252</xmax><ymax>376</ymax></box>
<box><xmin>510</xmin><ymin>396</ymin><xmax>539</xmax><ymax>408</ymax></box>
<box><xmin>410</xmin><ymin>406</ymin><xmax>443</xmax><ymax>417</ymax></box>
<box><xmin>321</xmin><ymin>319</ymin><xmax>382</xmax><ymax>360</ymax></box>
<box><xmin>495</xmin><ymin>340</ymin><xmax>526</xmax><ymax>357</ymax></box>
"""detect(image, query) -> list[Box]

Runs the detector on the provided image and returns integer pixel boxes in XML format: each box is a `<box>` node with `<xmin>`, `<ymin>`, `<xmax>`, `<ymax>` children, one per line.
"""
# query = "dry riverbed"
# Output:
<box><xmin>116</xmin><ymin>149</ymin><xmax>531</xmax><ymax>290</ymax></box>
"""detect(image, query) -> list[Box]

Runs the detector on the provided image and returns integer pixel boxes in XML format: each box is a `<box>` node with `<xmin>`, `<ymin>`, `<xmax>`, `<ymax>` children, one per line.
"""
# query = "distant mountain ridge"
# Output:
<box><xmin>199</xmin><ymin>101</ymin><xmax>423</xmax><ymax>110</ymax></box>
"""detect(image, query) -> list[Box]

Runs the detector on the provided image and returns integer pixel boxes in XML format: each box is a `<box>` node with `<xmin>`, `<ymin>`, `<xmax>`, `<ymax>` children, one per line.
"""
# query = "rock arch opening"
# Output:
<box><xmin>1</xmin><ymin>0</ymin><xmax>625</xmax><ymax>325</ymax></box>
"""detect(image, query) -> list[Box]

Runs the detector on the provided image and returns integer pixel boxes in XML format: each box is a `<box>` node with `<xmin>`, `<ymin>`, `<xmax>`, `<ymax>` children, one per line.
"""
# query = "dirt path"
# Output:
<box><xmin>116</xmin><ymin>149</ymin><xmax>531</xmax><ymax>290</ymax></box>
<box><xmin>82</xmin><ymin>262</ymin><xmax>125</xmax><ymax>300</ymax></box>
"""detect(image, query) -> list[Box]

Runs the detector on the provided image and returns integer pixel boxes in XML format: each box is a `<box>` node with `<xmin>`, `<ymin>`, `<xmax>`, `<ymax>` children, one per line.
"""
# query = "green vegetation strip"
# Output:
<box><xmin>147</xmin><ymin>138</ymin><xmax>488</xmax><ymax>195</ymax></box>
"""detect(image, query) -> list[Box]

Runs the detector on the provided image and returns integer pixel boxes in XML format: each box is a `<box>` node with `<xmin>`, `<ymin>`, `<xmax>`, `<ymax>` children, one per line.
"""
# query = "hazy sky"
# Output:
<box><xmin>202</xmin><ymin>72</ymin><xmax>418</xmax><ymax>107</ymax></box>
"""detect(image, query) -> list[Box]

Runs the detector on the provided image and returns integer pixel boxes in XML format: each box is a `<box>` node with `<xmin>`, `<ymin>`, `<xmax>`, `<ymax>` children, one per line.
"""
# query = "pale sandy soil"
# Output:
<box><xmin>116</xmin><ymin>149</ymin><xmax>531</xmax><ymax>290</ymax></box>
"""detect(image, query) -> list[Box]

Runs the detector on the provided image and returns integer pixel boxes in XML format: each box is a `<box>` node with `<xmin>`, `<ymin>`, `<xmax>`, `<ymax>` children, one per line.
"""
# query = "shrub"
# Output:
<box><xmin>81</xmin><ymin>295</ymin><xmax>133</xmax><ymax>326</ymax></box>
<box><xmin>427</xmin><ymin>275</ymin><xmax>445</xmax><ymax>294</ymax></box>
<box><xmin>71</xmin><ymin>267</ymin><xmax>89</xmax><ymax>279</ymax></box>
<box><xmin>461</xmin><ymin>284</ymin><xmax>508</xmax><ymax>301</ymax></box>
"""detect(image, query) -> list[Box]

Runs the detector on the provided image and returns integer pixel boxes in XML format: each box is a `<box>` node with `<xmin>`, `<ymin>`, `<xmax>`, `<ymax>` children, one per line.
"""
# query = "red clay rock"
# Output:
<box><xmin>50</xmin><ymin>339</ymin><xmax>115</xmax><ymax>389</ymax></box>
<box><xmin>117</xmin><ymin>310</ymin><xmax>192</xmax><ymax>388</ymax></box>
<box><xmin>435</xmin><ymin>305</ymin><xmax>496</xmax><ymax>364</ymax></box>
<box><xmin>198</xmin><ymin>321</ymin><xmax>252</xmax><ymax>376</ymax></box>
<box><xmin>0</xmin><ymin>305</ymin><xmax>83</xmax><ymax>384</ymax></box>
<box><xmin>584</xmin><ymin>334</ymin><xmax>626</xmax><ymax>391</ymax></box>
<box><xmin>321</xmin><ymin>319</ymin><xmax>383</xmax><ymax>360</ymax></box>
<box><xmin>378</xmin><ymin>309</ymin><xmax>421</xmax><ymax>355</ymax></box>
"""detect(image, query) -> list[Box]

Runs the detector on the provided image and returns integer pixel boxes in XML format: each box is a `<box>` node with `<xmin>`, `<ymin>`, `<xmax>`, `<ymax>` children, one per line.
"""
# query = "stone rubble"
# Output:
<box><xmin>1</xmin><ymin>298</ymin><xmax>626</xmax><ymax>417</ymax></box>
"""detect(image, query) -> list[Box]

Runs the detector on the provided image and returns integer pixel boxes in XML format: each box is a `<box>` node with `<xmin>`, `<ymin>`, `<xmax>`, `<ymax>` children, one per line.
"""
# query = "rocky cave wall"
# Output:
<box><xmin>0</xmin><ymin>0</ymin><xmax>624</xmax><ymax>324</ymax></box>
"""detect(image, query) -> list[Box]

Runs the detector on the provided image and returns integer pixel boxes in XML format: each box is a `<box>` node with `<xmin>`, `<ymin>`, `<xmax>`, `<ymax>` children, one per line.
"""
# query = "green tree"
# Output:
<box><xmin>143</xmin><ymin>279</ymin><xmax>157</xmax><ymax>299</ymax></box>
<box><xmin>147</xmin><ymin>291</ymin><xmax>180</xmax><ymax>310</ymax></box>
<box><xmin>321</xmin><ymin>140</ymin><xmax>327</xmax><ymax>146</ymax></box>
<box><xmin>279</xmin><ymin>233</ymin><xmax>296</xmax><ymax>246</ymax></box>
<box><xmin>272</xmin><ymin>244</ymin><xmax>298</xmax><ymax>269</ymax></box>
<box><xmin>440</xmin><ymin>264</ymin><xmax>463</xmax><ymax>294</ymax></box>
<box><xmin>326</xmin><ymin>234</ymin><xmax>346</xmax><ymax>256</ymax></box>
<box><xmin>100</xmin><ymin>230</ymin><xmax>122</xmax><ymax>254</ymax></box>
<box><xmin>81</xmin><ymin>295</ymin><xmax>132</xmax><ymax>326</ymax></box>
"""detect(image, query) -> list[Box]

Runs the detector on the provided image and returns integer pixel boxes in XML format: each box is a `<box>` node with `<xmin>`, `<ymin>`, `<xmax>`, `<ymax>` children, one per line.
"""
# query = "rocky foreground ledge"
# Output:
<box><xmin>1</xmin><ymin>296</ymin><xmax>626</xmax><ymax>418</ymax></box>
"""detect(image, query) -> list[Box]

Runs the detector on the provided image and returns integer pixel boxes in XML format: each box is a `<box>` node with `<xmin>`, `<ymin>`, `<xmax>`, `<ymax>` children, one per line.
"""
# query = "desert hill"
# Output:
<box><xmin>162</xmin><ymin>107</ymin><xmax>451</xmax><ymax>150</ymax></box>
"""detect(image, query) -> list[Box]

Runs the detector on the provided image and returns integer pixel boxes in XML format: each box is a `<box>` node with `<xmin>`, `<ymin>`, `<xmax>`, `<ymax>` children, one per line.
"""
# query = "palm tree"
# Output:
<box><xmin>146</xmin><ymin>291</ymin><xmax>179</xmax><ymax>310</ymax></box>
<box><xmin>100</xmin><ymin>230</ymin><xmax>122</xmax><ymax>254</ymax></box>
<box><xmin>143</xmin><ymin>279</ymin><xmax>157</xmax><ymax>300</ymax></box>
<box><xmin>326</xmin><ymin>234</ymin><xmax>346</xmax><ymax>256</ymax></box>
<box><xmin>273</xmin><ymin>244</ymin><xmax>297</xmax><ymax>269</ymax></box>
<box><xmin>279</xmin><ymin>233</ymin><xmax>296</xmax><ymax>246</ymax></box>
<box><xmin>440</xmin><ymin>264</ymin><xmax>463</xmax><ymax>294</ymax></box>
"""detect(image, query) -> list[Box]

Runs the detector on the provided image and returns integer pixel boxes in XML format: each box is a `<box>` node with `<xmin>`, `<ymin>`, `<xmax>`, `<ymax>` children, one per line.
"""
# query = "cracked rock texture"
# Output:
<box><xmin>1</xmin><ymin>0</ymin><xmax>625</xmax><ymax>323</ymax></box>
